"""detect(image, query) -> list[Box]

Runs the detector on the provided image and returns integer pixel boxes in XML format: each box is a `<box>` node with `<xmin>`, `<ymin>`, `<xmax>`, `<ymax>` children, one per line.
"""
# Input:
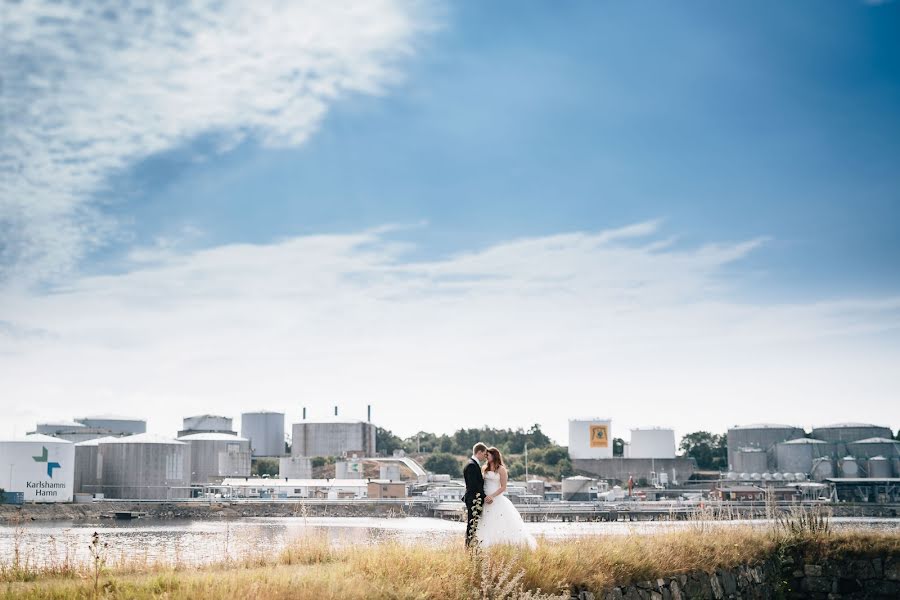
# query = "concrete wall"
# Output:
<box><xmin>572</xmin><ymin>457</ymin><xmax>694</xmax><ymax>484</ymax></box>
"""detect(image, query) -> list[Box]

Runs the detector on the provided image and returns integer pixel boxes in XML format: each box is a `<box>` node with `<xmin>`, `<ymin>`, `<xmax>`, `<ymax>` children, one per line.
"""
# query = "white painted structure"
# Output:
<box><xmin>215</xmin><ymin>478</ymin><xmax>368</xmax><ymax>499</ymax></box>
<box><xmin>0</xmin><ymin>434</ymin><xmax>75</xmax><ymax>502</ymax></box>
<box><xmin>568</xmin><ymin>418</ymin><xmax>613</xmax><ymax>459</ymax></box>
<box><xmin>629</xmin><ymin>428</ymin><xmax>676</xmax><ymax>459</ymax></box>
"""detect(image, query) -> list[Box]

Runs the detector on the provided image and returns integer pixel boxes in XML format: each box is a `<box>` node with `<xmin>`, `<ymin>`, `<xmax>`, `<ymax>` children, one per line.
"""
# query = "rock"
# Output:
<box><xmin>649</xmin><ymin>592</ymin><xmax>662</xmax><ymax>600</ymax></box>
<box><xmin>804</xmin><ymin>564</ymin><xmax>823</xmax><ymax>577</ymax></box>
<box><xmin>709</xmin><ymin>574</ymin><xmax>724</xmax><ymax>599</ymax></box>
<box><xmin>624</xmin><ymin>587</ymin><xmax>642</xmax><ymax>600</ymax></box>
<box><xmin>849</xmin><ymin>560</ymin><xmax>876</xmax><ymax>580</ymax></box>
<box><xmin>803</xmin><ymin>577</ymin><xmax>833</xmax><ymax>594</ymax></box>
<box><xmin>721</xmin><ymin>570</ymin><xmax>737</xmax><ymax>596</ymax></box>
<box><xmin>604</xmin><ymin>588</ymin><xmax>624</xmax><ymax>600</ymax></box>
<box><xmin>669</xmin><ymin>580</ymin><xmax>682</xmax><ymax>600</ymax></box>
<box><xmin>836</xmin><ymin>577</ymin><xmax>862</xmax><ymax>594</ymax></box>
<box><xmin>886</xmin><ymin>557</ymin><xmax>900</xmax><ymax>581</ymax></box>
<box><xmin>864</xmin><ymin>578</ymin><xmax>900</xmax><ymax>596</ymax></box>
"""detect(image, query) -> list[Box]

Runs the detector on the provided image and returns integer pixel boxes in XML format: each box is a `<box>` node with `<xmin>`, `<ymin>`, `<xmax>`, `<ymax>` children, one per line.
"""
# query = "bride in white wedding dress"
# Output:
<box><xmin>475</xmin><ymin>447</ymin><xmax>537</xmax><ymax>549</ymax></box>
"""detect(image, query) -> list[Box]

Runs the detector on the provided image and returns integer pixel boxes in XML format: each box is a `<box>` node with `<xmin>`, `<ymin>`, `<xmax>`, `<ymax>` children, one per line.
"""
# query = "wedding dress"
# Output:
<box><xmin>475</xmin><ymin>471</ymin><xmax>537</xmax><ymax>549</ymax></box>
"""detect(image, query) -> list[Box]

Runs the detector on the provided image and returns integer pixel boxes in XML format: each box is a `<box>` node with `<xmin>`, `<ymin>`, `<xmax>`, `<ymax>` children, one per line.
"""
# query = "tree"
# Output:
<box><xmin>376</xmin><ymin>427</ymin><xmax>404</xmax><ymax>455</ymax></box>
<box><xmin>679</xmin><ymin>431</ymin><xmax>727</xmax><ymax>470</ymax></box>
<box><xmin>252</xmin><ymin>457</ymin><xmax>279</xmax><ymax>477</ymax></box>
<box><xmin>424</xmin><ymin>453</ymin><xmax>462</xmax><ymax>478</ymax></box>
<box><xmin>612</xmin><ymin>437</ymin><xmax>625</xmax><ymax>457</ymax></box>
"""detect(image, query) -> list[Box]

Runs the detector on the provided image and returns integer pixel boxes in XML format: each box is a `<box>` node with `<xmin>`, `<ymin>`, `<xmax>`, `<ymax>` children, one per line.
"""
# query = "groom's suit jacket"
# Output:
<box><xmin>463</xmin><ymin>458</ymin><xmax>485</xmax><ymax>506</ymax></box>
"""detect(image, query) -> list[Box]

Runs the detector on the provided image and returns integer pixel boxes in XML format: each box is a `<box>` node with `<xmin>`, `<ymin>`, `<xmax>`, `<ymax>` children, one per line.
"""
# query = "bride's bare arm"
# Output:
<box><xmin>491</xmin><ymin>466</ymin><xmax>509</xmax><ymax>498</ymax></box>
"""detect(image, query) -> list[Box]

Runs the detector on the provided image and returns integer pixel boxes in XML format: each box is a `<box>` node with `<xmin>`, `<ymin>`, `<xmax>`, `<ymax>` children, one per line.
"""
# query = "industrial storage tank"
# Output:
<box><xmin>177</xmin><ymin>433</ymin><xmax>251</xmax><ymax>484</ymax></box>
<box><xmin>35</xmin><ymin>420</ymin><xmax>85</xmax><ymax>436</ymax></box>
<box><xmin>846</xmin><ymin>437</ymin><xmax>900</xmax><ymax>460</ymax></box>
<box><xmin>0</xmin><ymin>434</ymin><xmax>75</xmax><ymax>502</ymax></box>
<box><xmin>628</xmin><ymin>428</ymin><xmax>676</xmax><ymax>459</ymax></box>
<box><xmin>811</xmin><ymin>423</ymin><xmax>892</xmax><ymax>444</ymax></box>
<box><xmin>178</xmin><ymin>415</ymin><xmax>236</xmax><ymax>437</ymax></box>
<box><xmin>279</xmin><ymin>457</ymin><xmax>313</xmax><ymax>479</ymax></box>
<box><xmin>241</xmin><ymin>412</ymin><xmax>285</xmax><ymax>457</ymax></box>
<box><xmin>568</xmin><ymin>418</ymin><xmax>613</xmax><ymax>459</ymax></box>
<box><xmin>562</xmin><ymin>476</ymin><xmax>595</xmax><ymax>501</ymax></box>
<box><xmin>867</xmin><ymin>456</ymin><xmax>892</xmax><ymax>478</ymax></box>
<box><xmin>98</xmin><ymin>434</ymin><xmax>190</xmax><ymax>499</ymax></box>
<box><xmin>76</xmin><ymin>415</ymin><xmax>146</xmax><ymax>435</ymax></box>
<box><xmin>733</xmin><ymin>448</ymin><xmax>769</xmax><ymax>474</ymax></box>
<box><xmin>775</xmin><ymin>438</ymin><xmax>831</xmax><ymax>474</ymax></box>
<box><xmin>839</xmin><ymin>456</ymin><xmax>859</xmax><ymax>478</ymax></box>
<box><xmin>291</xmin><ymin>418</ymin><xmax>376</xmax><ymax>458</ymax></box>
<box><xmin>727</xmin><ymin>424</ymin><xmax>804</xmax><ymax>470</ymax></box>
<box><xmin>74</xmin><ymin>436</ymin><xmax>119</xmax><ymax>494</ymax></box>
<box><xmin>811</xmin><ymin>457</ymin><xmax>834</xmax><ymax>482</ymax></box>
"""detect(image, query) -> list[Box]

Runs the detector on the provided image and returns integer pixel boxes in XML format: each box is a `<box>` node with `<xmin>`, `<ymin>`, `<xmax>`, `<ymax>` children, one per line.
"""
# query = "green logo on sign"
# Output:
<box><xmin>32</xmin><ymin>446</ymin><xmax>61</xmax><ymax>478</ymax></box>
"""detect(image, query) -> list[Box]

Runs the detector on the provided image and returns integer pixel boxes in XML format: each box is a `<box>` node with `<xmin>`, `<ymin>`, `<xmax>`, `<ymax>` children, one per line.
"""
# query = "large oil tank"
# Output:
<box><xmin>628</xmin><ymin>428</ymin><xmax>676</xmax><ymax>459</ymax></box>
<box><xmin>568</xmin><ymin>418</ymin><xmax>613</xmax><ymax>459</ymax></box>
<box><xmin>811</xmin><ymin>457</ymin><xmax>834</xmax><ymax>482</ymax></box>
<box><xmin>867</xmin><ymin>456</ymin><xmax>892</xmax><ymax>478</ymax></box>
<box><xmin>811</xmin><ymin>423</ymin><xmax>893</xmax><ymax>444</ymax></box>
<box><xmin>0</xmin><ymin>434</ymin><xmax>75</xmax><ymax>503</ymax></box>
<box><xmin>241</xmin><ymin>412</ymin><xmax>285</xmax><ymax>457</ymax></box>
<box><xmin>74</xmin><ymin>436</ymin><xmax>119</xmax><ymax>494</ymax></box>
<box><xmin>562</xmin><ymin>476</ymin><xmax>595</xmax><ymax>501</ymax></box>
<box><xmin>98</xmin><ymin>434</ymin><xmax>190</xmax><ymax>499</ymax></box>
<box><xmin>839</xmin><ymin>456</ymin><xmax>859</xmax><ymax>478</ymax></box>
<box><xmin>846</xmin><ymin>437</ymin><xmax>900</xmax><ymax>460</ymax></box>
<box><xmin>178</xmin><ymin>415</ymin><xmax>236</xmax><ymax>436</ymax></box>
<box><xmin>775</xmin><ymin>438</ymin><xmax>831</xmax><ymax>474</ymax></box>
<box><xmin>733</xmin><ymin>448</ymin><xmax>769</xmax><ymax>473</ymax></box>
<box><xmin>177</xmin><ymin>433</ymin><xmax>250</xmax><ymax>483</ymax></box>
<box><xmin>291</xmin><ymin>418</ymin><xmax>376</xmax><ymax>458</ymax></box>
<box><xmin>727</xmin><ymin>424</ymin><xmax>804</xmax><ymax>469</ymax></box>
<box><xmin>76</xmin><ymin>415</ymin><xmax>146</xmax><ymax>435</ymax></box>
<box><xmin>34</xmin><ymin>420</ymin><xmax>85</xmax><ymax>436</ymax></box>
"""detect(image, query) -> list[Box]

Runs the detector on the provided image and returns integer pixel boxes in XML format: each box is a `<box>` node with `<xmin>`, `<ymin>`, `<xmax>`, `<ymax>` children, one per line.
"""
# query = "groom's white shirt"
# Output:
<box><xmin>470</xmin><ymin>455</ymin><xmax>479</xmax><ymax>463</ymax></box>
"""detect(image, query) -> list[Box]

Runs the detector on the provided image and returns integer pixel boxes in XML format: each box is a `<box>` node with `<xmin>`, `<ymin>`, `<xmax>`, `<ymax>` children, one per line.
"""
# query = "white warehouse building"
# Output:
<box><xmin>0</xmin><ymin>434</ymin><xmax>75</xmax><ymax>503</ymax></box>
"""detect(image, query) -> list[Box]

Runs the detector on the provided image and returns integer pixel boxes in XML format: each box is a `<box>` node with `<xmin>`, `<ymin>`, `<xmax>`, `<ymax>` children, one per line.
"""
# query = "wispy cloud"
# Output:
<box><xmin>2</xmin><ymin>222</ymin><xmax>898</xmax><ymax>440</ymax></box>
<box><xmin>0</xmin><ymin>0</ymin><xmax>432</xmax><ymax>282</ymax></box>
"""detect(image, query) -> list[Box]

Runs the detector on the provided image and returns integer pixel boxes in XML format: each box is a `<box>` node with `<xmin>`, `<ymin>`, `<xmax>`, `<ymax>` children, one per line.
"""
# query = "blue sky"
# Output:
<box><xmin>2</xmin><ymin>1</ymin><xmax>899</xmax><ymax>443</ymax></box>
<box><xmin>99</xmin><ymin>0</ymin><xmax>900</xmax><ymax>297</ymax></box>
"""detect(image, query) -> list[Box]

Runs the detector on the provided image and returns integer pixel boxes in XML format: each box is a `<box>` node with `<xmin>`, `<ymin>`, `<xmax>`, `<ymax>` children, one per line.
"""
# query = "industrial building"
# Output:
<box><xmin>568</xmin><ymin>419</ymin><xmax>694</xmax><ymax>484</ymax></box>
<box><xmin>178</xmin><ymin>415</ymin><xmax>237</xmax><ymax>437</ymax></box>
<box><xmin>177</xmin><ymin>432</ymin><xmax>251</xmax><ymax>484</ymax></box>
<box><xmin>73</xmin><ymin>436</ymin><xmax>119</xmax><ymax>494</ymax></box>
<box><xmin>29</xmin><ymin>415</ymin><xmax>146</xmax><ymax>443</ymax></box>
<box><xmin>213</xmin><ymin>478</ymin><xmax>370</xmax><ymax>499</ymax></box>
<box><xmin>96</xmin><ymin>434</ymin><xmax>191</xmax><ymax>499</ymax></box>
<box><xmin>291</xmin><ymin>417</ymin><xmax>376</xmax><ymax>458</ymax></box>
<box><xmin>0</xmin><ymin>434</ymin><xmax>75</xmax><ymax>503</ymax></box>
<box><xmin>241</xmin><ymin>411</ymin><xmax>285</xmax><ymax>457</ymax></box>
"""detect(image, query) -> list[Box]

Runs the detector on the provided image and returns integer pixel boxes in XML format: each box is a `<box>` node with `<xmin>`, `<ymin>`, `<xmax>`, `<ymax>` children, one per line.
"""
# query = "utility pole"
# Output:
<box><xmin>524</xmin><ymin>442</ymin><xmax>529</xmax><ymax>481</ymax></box>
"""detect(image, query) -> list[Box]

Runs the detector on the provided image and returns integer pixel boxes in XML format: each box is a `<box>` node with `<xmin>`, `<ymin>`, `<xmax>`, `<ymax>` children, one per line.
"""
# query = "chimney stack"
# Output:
<box><xmin>334</xmin><ymin>406</ymin><xmax>338</xmax><ymax>417</ymax></box>
<box><xmin>367</xmin><ymin>405</ymin><xmax>372</xmax><ymax>422</ymax></box>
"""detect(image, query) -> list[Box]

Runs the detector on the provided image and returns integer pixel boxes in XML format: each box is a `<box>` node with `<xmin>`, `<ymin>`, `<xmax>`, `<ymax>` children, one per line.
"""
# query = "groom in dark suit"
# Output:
<box><xmin>464</xmin><ymin>442</ymin><xmax>492</xmax><ymax>547</ymax></box>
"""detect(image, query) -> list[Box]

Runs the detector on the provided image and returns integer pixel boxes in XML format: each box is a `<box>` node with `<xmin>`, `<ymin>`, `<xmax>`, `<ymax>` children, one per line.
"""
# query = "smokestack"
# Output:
<box><xmin>302</xmin><ymin>407</ymin><xmax>306</xmax><ymax>420</ymax></box>
<box><xmin>334</xmin><ymin>406</ymin><xmax>338</xmax><ymax>416</ymax></box>
<box><xmin>367</xmin><ymin>405</ymin><xmax>371</xmax><ymax>422</ymax></box>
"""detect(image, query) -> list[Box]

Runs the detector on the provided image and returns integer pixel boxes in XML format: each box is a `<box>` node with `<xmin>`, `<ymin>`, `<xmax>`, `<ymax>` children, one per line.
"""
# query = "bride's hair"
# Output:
<box><xmin>483</xmin><ymin>447</ymin><xmax>504</xmax><ymax>473</ymax></box>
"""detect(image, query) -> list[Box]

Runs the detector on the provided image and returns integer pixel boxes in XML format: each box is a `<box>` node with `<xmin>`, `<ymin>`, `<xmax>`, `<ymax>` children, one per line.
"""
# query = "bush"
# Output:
<box><xmin>424</xmin><ymin>453</ymin><xmax>462</xmax><ymax>478</ymax></box>
<box><xmin>251</xmin><ymin>458</ymin><xmax>279</xmax><ymax>477</ymax></box>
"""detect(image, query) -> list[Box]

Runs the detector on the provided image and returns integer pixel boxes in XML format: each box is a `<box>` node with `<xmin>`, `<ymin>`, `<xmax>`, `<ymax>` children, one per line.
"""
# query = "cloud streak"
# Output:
<box><xmin>1</xmin><ymin>0</ymin><xmax>431</xmax><ymax>281</ymax></box>
<box><xmin>2</xmin><ymin>222</ymin><xmax>898</xmax><ymax>441</ymax></box>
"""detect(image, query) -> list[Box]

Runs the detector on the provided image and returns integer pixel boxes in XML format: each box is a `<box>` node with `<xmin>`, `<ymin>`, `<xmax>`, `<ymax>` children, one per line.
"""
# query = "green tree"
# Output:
<box><xmin>376</xmin><ymin>427</ymin><xmax>404</xmax><ymax>455</ymax></box>
<box><xmin>252</xmin><ymin>457</ymin><xmax>279</xmax><ymax>477</ymax></box>
<box><xmin>679</xmin><ymin>431</ymin><xmax>727</xmax><ymax>470</ymax></box>
<box><xmin>424</xmin><ymin>453</ymin><xmax>462</xmax><ymax>477</ymax></box>
<box><xmin>612</xmin><ymin>437</ymin><xmax>625</xmax><ymax>457</ymax></box>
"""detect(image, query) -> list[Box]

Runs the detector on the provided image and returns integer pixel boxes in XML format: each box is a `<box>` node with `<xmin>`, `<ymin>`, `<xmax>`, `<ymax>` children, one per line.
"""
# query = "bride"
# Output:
<box><xmin>475</xmin><ymin>447</ymin><xmax>537</xmax><ymax>549</ymax></box>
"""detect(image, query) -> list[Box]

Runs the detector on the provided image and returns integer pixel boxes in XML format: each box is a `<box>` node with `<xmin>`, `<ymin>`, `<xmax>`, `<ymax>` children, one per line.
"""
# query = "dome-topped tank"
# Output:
<box><xmin>727</xmin><ymin>424</ymin><xmax>804</xmax><ymax>470</ymax></box>
<box><xmin>847</xmin><ymin>438</ymin><xmax>900</xmax><ymax>460</ymax></box>
<box><xmin>839</xmin><ymin>456</ymin><xmax>859</xmax><ymax>478</ymax></box>
<box><xmin>97</xmin><ymin>434</ymin><xmax>190</xmax><ymax>499</ymax></box>
<box><xmin>775</xmin><ymin>438</ymin><xmax>832</xmax><ymax>474</ymax></box>
<box><xmin>867</xmin><ymin>456</ymin><xmax>892</xmax><ymax>478</ymax></box>
<box><xmin>811</xmin><ymin>423</ymin><xmax>892</xmax><ymax>444</ymax></box>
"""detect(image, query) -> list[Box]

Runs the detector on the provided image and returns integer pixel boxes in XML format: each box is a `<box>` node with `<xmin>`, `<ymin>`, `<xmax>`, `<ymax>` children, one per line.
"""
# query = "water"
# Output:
<box><xmin>1</xmin><ymin>517</ymin><xmax>897</xmax><ymax>569</ymax></box>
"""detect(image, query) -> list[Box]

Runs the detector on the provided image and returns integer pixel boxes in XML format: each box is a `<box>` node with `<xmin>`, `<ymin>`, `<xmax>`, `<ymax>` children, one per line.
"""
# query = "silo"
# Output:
<box><xmin>775</xmin><ymin>438</ymin><xmax>830</xmax><ymax>474</ymax></box>
<box><xmin>0</xmin><ymin>434</ymin><xmax>75</xmax><ymax>502</ymax></box>
<box><xmin>98</xmin><ymin>434</ymin><xmax>190</xmax><ymax>499</ymax></box>
<box><xmin>178</xmin><ymin>415</ymin><xmax>236</xmax><ymax>436</ymax></box>
<box><xmin>847</xmin><ymin>438</ymin><xmax>900</xmax><ymax>460</ymax></box>
<box><xmin>868</xmin><ymin>456</ymin><xmax>892</xmax><ymax>478</ymax></box>
<box><xmin>74</xmin><ymin>436</ymin><xmax>119</xmax><ymax>494</ymax></box>
<box><xmin>241</xmin><ymin>412</ymin><xmax>285</xmax><ymax>457</ymax></box>
<box><xmin>811</xmin><ymin>457</ymin><xmax>834</xmax><ymax>482</ymax></box>
<box><xmin>839</xmin><ymin>456</ymin><xmax>859</xmax><ymax>478</ymax></box>
<box><xmin>629</xmin><ymin>428</ymin><xmax>676</xmax><ymax>459</ymax></box>
<box><xmin>568</xmin><ymin>418</ymin><xmax>613</xmax><ymax>459</ymax></box>
<box><xmin>291</xmin><ymin>418</ymin><xmax>376</xmax><ymax>457</ymax></box>
<box><xmin>562</xmin><ymin>476</ymin><xmax>595</xmax><ymax>501</ymax></box>
<box><xmin>733</xmin><ymin>449</ymin><xmax>769</xmax><ymax>473</ymax></box>
<box><xmin>727</xmin><ymin>424</ymin><xmax>804</xmax><ymax>469</ymax></box>
<box><xmin>76</xmin><ymin>415</ymin><xmax>146</xmax><ymax>435</ymax></box>
<box><xmin>177</xmin><ymin>433</ymin><xmax>251</xmax><ymax>484</ymax></box>
<box><xmin>279</xmin><ymin>456</ymin><xmax>313</xmax><ymax>479</ymax></box>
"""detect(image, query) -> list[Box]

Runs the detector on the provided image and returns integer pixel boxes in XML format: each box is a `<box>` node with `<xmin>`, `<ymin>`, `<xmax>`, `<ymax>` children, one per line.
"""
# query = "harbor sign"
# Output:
<box><xmin>0</xmin><ymin>434</ymin><xmax>75</xmax><ymax>503</ymax></box>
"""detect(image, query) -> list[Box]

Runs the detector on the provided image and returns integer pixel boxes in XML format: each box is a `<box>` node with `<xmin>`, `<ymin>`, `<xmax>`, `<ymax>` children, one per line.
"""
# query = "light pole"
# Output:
<box><xmin>524</xmin><ymin>443</ymin><xmax>529</xmax><ymax>481</ymax></box>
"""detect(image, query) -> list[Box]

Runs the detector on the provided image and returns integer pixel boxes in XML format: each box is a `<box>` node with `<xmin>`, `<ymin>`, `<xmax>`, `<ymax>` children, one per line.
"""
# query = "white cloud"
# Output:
<box><xmin>0</xmin><ymin>0</ymin><xmax>431</xmax><ymax>282</ymax></box>
<box><xmin>1</xmin><ymin>222</ymin><xmax>898</xmax><ymax>443</ymax></box>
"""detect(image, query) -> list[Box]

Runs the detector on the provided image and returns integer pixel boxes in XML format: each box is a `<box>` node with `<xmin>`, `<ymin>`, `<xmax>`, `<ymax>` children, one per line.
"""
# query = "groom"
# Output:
<box><xmin>464</xmin><ymin>442</ymin><xmax>493</xmax><ymax>547</ymax></box>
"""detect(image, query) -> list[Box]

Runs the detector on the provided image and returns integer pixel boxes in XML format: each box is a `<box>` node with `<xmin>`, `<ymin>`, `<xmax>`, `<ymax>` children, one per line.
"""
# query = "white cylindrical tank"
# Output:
<box><xmin>98</xmin><ymin>434</ymin><xmax>191</xmax><ymax>499</ymax></box>
<box><xmin>733</xmin><ymin>449</ymin><xmax>769</xmax><ymax>474</ymax></box>
<box><xmin>35</xmin><ymin>420</ymin><xmax>85</xmax><ymax>435</ymax></box>
<box><xmin>811</xmin><ymin>457</ymin><xmax>834</xmax><ymax>481</ymax></box>
<box><xmin>177</xmin><ymin>433</ymin><xmax>251</xmax><ymax>483</ymax></box>
<box><xmin>180</xmin><ymin>415</ymin><xmax>234</xmax><ymax>435</ymax></box>
<box><xmin>568</xmin><ymin>418</ymin><xmax>612</xmax><ymax>459</ymax></box>
<box><xmin>241</xmin><ymin>412</ymin><xmax>285</xmax><ymax>457</ymax></box>
<box><xmin>628</xmin><ymin>428</ymin><xmax>675</xmax><ymax>459</ymax></box>
<box><xmin>868</xmin><ymin>456</ymin><xmax>892</xmax><ymax>478</ymax></box>
<box><xmin>840</xmin><ymin>456</ymin><xmax>859</xmax><ymax>478</ymax></box>
<box><xmin>0</xmin><ymin>434</ymin><xmax>75</xmax><ymax>502</ymax></box>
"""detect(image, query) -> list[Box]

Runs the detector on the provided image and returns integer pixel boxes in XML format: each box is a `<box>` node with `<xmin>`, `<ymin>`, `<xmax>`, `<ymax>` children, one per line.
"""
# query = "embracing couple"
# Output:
<box><xmin>463</xmin><ymin>442</ymin><xmax>537</xmax><ymax>549</ymax></box>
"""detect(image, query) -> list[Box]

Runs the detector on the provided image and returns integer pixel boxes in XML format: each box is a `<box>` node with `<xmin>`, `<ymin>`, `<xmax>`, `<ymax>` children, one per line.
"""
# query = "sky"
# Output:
<box><xmin>1</xmin><ymin>0</ymin><xmax>899</xmax><ymax>447</ymax></box>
